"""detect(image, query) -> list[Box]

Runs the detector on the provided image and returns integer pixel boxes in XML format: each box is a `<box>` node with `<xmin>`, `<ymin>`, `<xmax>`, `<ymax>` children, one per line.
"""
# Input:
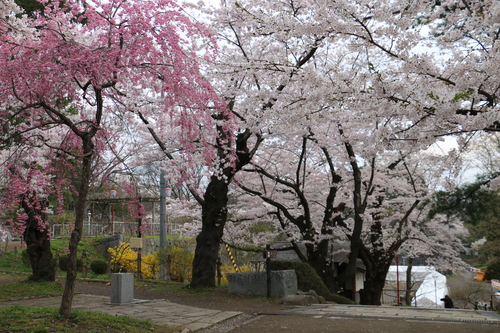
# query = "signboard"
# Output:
<box><xmin>263</xmin><ymin>250</ymin><xmax>277</xmax><ymax>259</ymax></box>
<box><xmin>129</xmin><ymin>237</ymin><xmax>142</xmax><ymax>249</ymax></box>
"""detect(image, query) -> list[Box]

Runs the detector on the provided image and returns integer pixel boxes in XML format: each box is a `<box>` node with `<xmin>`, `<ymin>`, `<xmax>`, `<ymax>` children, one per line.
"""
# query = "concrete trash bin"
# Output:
<box><xmin>110</xmin><ymin>273</ymin><xmax>134</xmax><ymax>304</ymax></box>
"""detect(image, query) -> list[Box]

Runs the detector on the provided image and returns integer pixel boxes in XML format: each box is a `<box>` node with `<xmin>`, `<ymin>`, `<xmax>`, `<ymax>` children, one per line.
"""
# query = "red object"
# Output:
<box><xmin>396</xmin><ymin>255</ymin><xmax>400</xmax><ymax>306</ymax></box>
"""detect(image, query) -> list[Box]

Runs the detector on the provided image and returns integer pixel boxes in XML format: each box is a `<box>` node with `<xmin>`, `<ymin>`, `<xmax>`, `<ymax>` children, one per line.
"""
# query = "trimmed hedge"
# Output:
<box><xmin>90</xmin><ymin>260</ymin><xmax>108</xmax><ymax>275</ymax></box>
<box><xmin>270</xmin><ymin>260</ymin><xmax>355</xmax><ymax>304</ymax></box>
<box><xmin>58</xmin><ymin>254</ymin><xmax>83</xmax><ymax>272</ymax></box>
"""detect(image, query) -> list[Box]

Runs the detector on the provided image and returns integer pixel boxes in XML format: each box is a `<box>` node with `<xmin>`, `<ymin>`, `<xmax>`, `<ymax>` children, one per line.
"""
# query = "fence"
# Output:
<box><xmin>382</xmin><ymin>289</ymin><xmax>417</xmax><ymax>306</ymax></box>
<box><xmin>51</xmin><ymin>221</ymin><xmax>183</xmax><ymax>238</ymax></box>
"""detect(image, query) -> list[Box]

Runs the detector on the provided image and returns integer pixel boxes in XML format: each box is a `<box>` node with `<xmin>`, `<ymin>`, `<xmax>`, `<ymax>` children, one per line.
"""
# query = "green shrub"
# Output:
<box><xmin>485</xmin><ymin>261</ymin><xmax>500</xmax><ymax>281</ymax></box>
<box><xmin>270</xmin><ymin>260</ymin><xmax>355</xmax><ymax>304</ymax></box>
<box><xmin>58</xmin><ymin>254</ymin><xmax>83</xmax><ymax>272</ymax></box>
<box><xmin>90</xmin><ymin>260</ymin><xmax>108</xmax><ymax>275</ymax></box>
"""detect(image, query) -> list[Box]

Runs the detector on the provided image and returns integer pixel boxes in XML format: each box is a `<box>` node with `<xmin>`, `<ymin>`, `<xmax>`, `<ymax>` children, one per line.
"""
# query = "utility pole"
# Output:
<box><xmin>159</xmin><ymin>170</ymin><xmax>167</xmax><ymax>280</ymax></box>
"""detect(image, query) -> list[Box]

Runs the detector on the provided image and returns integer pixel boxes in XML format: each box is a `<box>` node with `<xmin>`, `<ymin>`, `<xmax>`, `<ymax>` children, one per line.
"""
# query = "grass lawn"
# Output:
<box><xmin>0</xmin><ymin>273</ymin><xmax>178</xmax><ymax>333</ymax></box>
<box><xmin>0</xmin><ymin>306</ymin><xmax>177</xmax><ymax>333</ymax></box>
<box><xmin>0</xmin><ymin>278</ymin><xmax>64</xmax><ymax>302</ymax></box>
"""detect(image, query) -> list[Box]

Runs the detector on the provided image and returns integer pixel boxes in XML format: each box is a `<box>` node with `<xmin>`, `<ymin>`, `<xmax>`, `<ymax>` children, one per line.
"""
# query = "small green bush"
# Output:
<box><xmin>270</xmin><ymin>260</ymin><xmax>355</xmax><ymax>304</ymax></box>
<box><xmin>90</xmin><ymin>260</ymin><xmax>108</xmax><ymax>275</ymax></box>
<box><xmin>485</xmin><ymin>261</ymin><xmax>500</xmax><ymax>281</ymax></box>
<box><xmin>58</xmin><ymin>254</ymin><xmax>83</xmax><ymax>272</ymax></box>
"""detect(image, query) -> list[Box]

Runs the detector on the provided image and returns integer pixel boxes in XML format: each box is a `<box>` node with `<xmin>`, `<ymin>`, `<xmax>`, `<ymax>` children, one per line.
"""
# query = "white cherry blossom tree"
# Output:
<box><xmin>200</xmin><ymin>0</ymin><xmax>497</xmax><ymax>303</ymax></box>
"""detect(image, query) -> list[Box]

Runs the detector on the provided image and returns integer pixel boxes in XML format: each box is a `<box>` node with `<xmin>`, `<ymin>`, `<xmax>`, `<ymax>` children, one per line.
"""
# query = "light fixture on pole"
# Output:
<box><xmin>166</xmin><ymin>187</ymin><xmax>171</xmax><ymax>234</ymax></box>
<box><xmin>87</xmin><ymin>210</ymin><xmax>92</xmax><ymax>236</ymax></box>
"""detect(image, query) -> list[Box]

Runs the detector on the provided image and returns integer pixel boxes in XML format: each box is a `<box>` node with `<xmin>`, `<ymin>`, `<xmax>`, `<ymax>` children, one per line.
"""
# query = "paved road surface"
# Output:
<box><xmin>1</xmin><ymin>294</ymin><xmax>500</xmax><ymax>332</ymax></box>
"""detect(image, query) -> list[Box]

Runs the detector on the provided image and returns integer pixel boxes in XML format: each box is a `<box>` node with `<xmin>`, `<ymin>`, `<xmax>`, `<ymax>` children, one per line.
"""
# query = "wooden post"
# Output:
<box><xmin>137</xmin><ymin>249</ymin><xmax>142</xmax><ymax>280</ymax></box>
<box><xmin>107</xmin><ymin>255</ymin><xmax>112</xmax><ymax>278</ymax></box>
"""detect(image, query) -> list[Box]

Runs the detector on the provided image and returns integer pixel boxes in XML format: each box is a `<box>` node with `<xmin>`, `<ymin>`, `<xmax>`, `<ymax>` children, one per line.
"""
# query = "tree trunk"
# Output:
<box><xmin>306</xmin><ymin>240</ymin><xmax>336</xmax><ymax>292</ymax></box>
<box><xmin>405</xmin><ymin>257</ymin><xmax>414</xmax><ymax>306</ymax></box>
<box><xmin>333</xmin><ymin>233</ymin><xmax>364</xmax><ymax>294</ymax></box>
<box><xmin>22</xmin><ymin>200</ymin><xmax>54</xmax><ymax>282</ymax></box>
<box><xmin>189</xmin><ymin>127</ymin><xmax>258</xmax><ymax>288</ymax></box>
<box><xmin>358</xmin><ymin>241</ymin><xmax>403</xmax><ymax>305</ymax></box>
<box><xmin>190</xmin><ymin>175</ymin><xmax>227</xmax><ymax>288</ymax></box>
<box><xmin>358</xmin><ymin>243</ymin><xmax>392</xmax><ymax>305</ymax></box>
<box><xmin>59</xmin><ymin>139</ymin><xmax>93</xmax><ymax>317</ymax></box>
<box><xmin>359</xmin><ymin>272</ymin><xmax>387</xmax><ymax>305</ymax></box>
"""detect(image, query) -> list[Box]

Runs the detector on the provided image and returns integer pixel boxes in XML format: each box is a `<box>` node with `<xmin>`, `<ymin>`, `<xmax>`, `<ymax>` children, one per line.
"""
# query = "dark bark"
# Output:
<box><xmin>334</xmin><ymin>219</ymin><xmax>364</xmax><ymax>293</ymax></box>
<box><xmin>140</xmin><ymin>111</ymin><xmax>260</xmax><ymax>289</ymax></box>
<box><xmin>190</xmin><ymin>176</ymin><xmax>228</xmax><ymax>288</ymax></box>
<box><xmin>189</xmin><ymin>127</ymin><xmax>261</xmax><ymax>288</ymax></box>
<box><xmin>58</xmin><ymin>86</ymin><xmax>101</xmax><ymax>317</ymax></box>
<box><xmin>358</xmin><ymin>236</ymin><xmax>405</xmax><ymax>305</ymax></box>
<box><xmin>358</xmin><ymin>245</ymin><xmax>393</xmax><ymax>305</ymax></box>
<box><xmin>331</xmin><ymin>139</ymin><xmax>369</xmax><ymax>293</ymax></box>
<box><xmin>405</xmin><ymin>257</ymin><xmax>414</xmax><ymax>306</ymax></box>
<box><xmin>59</xmin><ymin>138</ymin><xmax>93</xmax><ymax>317</ymax></box>
<box><xmin>21</xmin><ymin>198</ymin><xmax>55</xmax><ymax>282</ymax></box>
<box><xmin>306</xmin><ymin>240</ymin><xmax>336</xmax><ymax>291</ymax></box>
<box><xmin>359</xmin><ymin>274</ymin><xmax>387</xmax><ymax>305</ymax></box>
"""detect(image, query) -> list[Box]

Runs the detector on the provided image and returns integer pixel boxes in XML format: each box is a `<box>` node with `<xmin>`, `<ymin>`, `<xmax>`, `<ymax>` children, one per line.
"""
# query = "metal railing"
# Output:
<box><xmin>382</xmin><ymin>289</ymin><xmax>417</xmax><ymax>306</ymax></box>
<box><xmin>51</xmin><ymin>221</ymin><xmax>183</xmax><ymax>238</ymax></box>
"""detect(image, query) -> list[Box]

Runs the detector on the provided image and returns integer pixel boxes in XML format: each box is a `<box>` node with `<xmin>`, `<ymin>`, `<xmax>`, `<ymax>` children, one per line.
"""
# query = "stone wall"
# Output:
<box><xmin>227</xmin><ymin>270</ymin><xmax>297</xmax><ymax>297</ymax></box>
<box><xmin>98</xmin><ymin>234</ymin><xmax>124</xmax><ymax>257</ymax></box>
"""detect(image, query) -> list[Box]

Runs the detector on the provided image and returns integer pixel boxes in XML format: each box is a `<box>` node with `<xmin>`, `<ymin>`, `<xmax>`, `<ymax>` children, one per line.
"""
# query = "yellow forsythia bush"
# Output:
<box><xmin>141</xmin><ymin>252</ymin><xmax>160</xmax><ymax>279</ymax></box>
<box><xmin>220</xmin><ymin>265</ymin><xmax>251</xmax><ymax>285</ymax></box>
<box><xmin>168</xmin><ymin>245</ymin><xmax>194</xmax><ymax>282</ymax></box>
<box><xmin>108</xmin><ymin>243</ymin><xmax>159</xmax><ymax>280</ymax></box>
<box><xmin>109</xmin><ymin>242</ymin><xmax>197</xmax><ymax>281</ymax></box>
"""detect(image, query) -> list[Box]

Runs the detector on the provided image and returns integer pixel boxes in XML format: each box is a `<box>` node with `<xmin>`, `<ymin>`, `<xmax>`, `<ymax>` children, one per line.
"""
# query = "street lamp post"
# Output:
<box><xmin>159</xmin><ymin>171</ymin><xmax>171</xmax><ymax>280</ymax></box>
<box><xmin>87</xmin><ymin>210</ymin><xmax>92</xmax><ymax>236</ymax></box>
<box><xmin>166</xmin><ymin>187</ymin><xmax>171</xmax><ymax>234</ymax></box>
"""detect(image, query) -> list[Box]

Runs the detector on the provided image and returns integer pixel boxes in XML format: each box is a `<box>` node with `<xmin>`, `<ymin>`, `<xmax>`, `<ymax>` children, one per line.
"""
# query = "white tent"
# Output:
<box><xmin>387</xmin><ymin>266</ymin><xmax>448</xmax><ymax>308</ymax></box>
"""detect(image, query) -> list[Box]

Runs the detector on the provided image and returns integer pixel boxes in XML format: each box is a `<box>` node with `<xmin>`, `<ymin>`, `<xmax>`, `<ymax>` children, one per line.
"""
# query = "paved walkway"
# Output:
<box><xmin>1</xmin><ymin>295</ymin><xmax>500</xmax><ymax>332</ymax></box>
<box><xmin>0</xmin><ymin>294</ymin><xmax>242</xmax><ymax>332</ymax></box>
<box><xmin>278</xmin><ymin>304</ymin><xmax>500</xmax><ymax>324</ymax></box>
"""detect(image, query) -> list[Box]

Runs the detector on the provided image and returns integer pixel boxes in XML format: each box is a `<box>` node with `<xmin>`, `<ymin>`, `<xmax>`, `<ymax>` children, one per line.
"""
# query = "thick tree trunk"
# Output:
<box><xmin>405</xmin><ymin>257</ymin><xmax>414</xmax><ymax>306</ymax></box>
<box><xmin>307</xmin><ymin>240</ymin><xmax>336</xmax><ymax>292</ymax></box>
<box><xmin>190</xmin><ymin>176</ymin><xmax>227</xmax><ymax>288</ymax></box>
<box><xmin>59</xmin><ymin>141</ymin><xmax>93</xmax><ymax>317</ymax></box>
<box><xmin>189</xmin><ymin>127</ymin><xmax>258</xmax><ymax>288</ymax></box>
<box><xmin>358</xmin><ymin>242</ymin><xmax>402</xmax><ymax>305</ymax></box>
<box><xmin>359</xmin><ymin>273</ymin><xmax>387</xmax><ymax>305</ymax></box>
<box><xmin>358</xmin><ymin>243</ymin><xmax>390</xmax><ymax>305</ymax></box>
<box><xmin>22</xmin><ymin>201</ymin><xmax>54</xmax><ymax>282</ymax></box>
<box><xmin>24</xmin><ymin>226</ymin><xmax>54</xmax><ymax>281</ymax></box>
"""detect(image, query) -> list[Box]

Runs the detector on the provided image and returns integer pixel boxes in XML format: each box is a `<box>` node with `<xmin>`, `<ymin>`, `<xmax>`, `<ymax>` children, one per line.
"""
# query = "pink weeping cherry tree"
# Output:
<box><xmin>0</xmin><ymin>0</ymin><xmax>219</xmax><ymax>316</ymax></box>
